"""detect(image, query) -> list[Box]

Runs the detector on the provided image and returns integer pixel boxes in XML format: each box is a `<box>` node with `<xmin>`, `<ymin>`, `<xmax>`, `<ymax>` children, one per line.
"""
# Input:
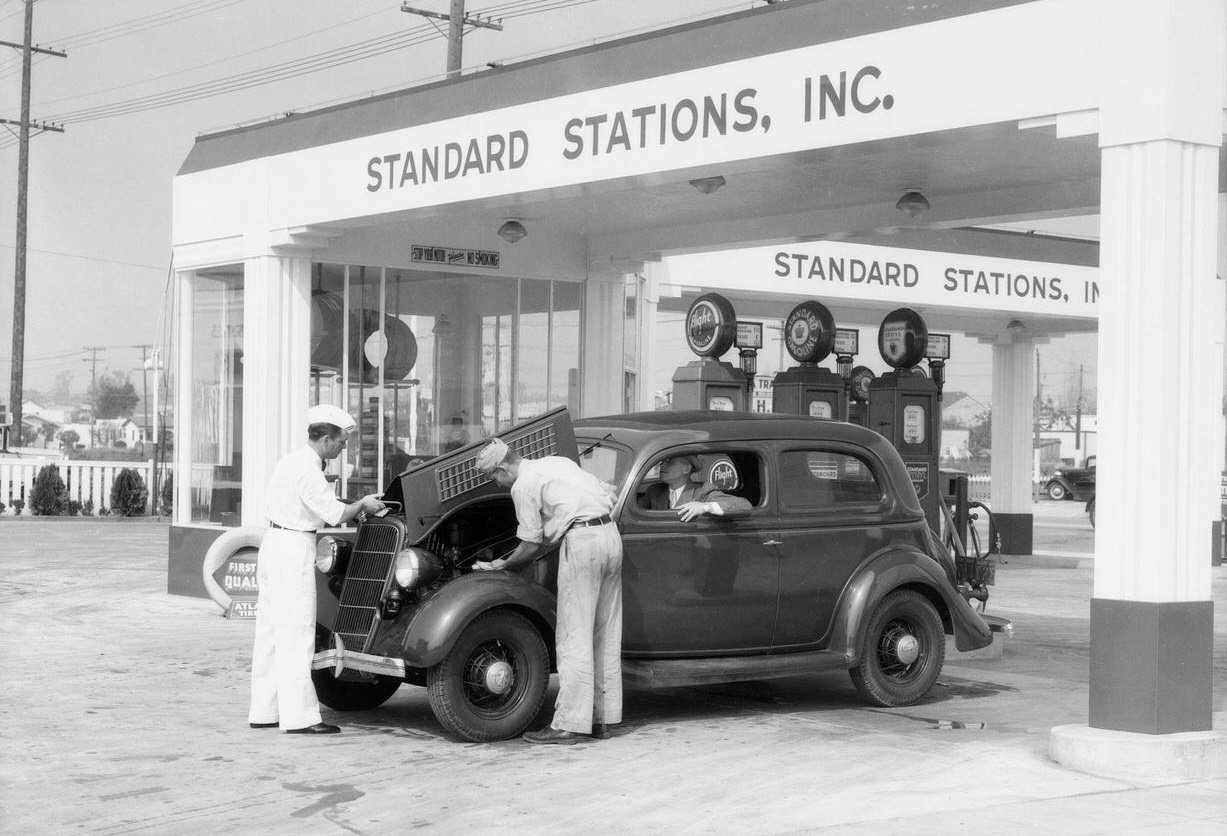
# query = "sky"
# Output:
<box><xmin>0</xmin><ymin>0</ymin><xmax>1097</xmax><ymax>409</ymax></box>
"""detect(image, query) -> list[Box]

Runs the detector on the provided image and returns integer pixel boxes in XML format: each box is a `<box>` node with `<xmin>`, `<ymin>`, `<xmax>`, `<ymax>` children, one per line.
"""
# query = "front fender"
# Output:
<box><xmin>395</xmin><ymin>572</ymin><xmax>557</xmax><ymax>669</ymax></box>
<box><xmin>830</xmin><ymin>550</ymin><xmax>992</xmax><ymax>664</ymax></box>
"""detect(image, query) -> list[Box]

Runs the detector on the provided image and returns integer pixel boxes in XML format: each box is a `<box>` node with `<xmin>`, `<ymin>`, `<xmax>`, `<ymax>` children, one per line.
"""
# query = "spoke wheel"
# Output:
<box><xmin>850</xmin><ymin>589</ymin><xmax>945</xmax><ymax>707</ymax></box>
<box><xmin>427</xmin><ymin>609</ymin><xmax>549</xmax><ymax>742</ymax></box>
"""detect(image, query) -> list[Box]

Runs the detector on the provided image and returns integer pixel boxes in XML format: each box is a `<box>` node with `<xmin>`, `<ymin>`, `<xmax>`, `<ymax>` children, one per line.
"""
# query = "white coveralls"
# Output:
<box><xmin>510</xmin><ymin>456</ymin><xmax>623</xmax><ymax>735</ymax></box>
<box><xmin>248</xmin><ymin>446</ymin><xmax>347</xmax><ymax>730</ymax></box>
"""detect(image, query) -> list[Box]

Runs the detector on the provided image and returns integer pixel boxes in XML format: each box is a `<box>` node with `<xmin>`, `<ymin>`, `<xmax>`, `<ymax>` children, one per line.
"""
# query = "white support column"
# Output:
<box><xmin>1051</xmin><ymin>0</ymin><xmax>1226</xmax><ymax>780</ymax></box>
<box><xmin>239</xmin><ymin>254</ymin><xmax>313</xmax><ymax>526</ymax></box>
<box><xmin>989</xmin><ymin>335</ymin><xmax>1035</xmax><ymax>554</ymax></box>
<box><xmin>582</xmin><ymin>274</ymin><xmax>628</xmax><ymax>418</ymax></box>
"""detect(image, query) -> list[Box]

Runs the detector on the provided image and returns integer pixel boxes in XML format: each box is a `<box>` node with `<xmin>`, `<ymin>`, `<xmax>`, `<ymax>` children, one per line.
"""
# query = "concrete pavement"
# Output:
<box><xmin>0</xmin><ymin>517</ymin><xmax>1223</xmax><ymax>835</ymax></box>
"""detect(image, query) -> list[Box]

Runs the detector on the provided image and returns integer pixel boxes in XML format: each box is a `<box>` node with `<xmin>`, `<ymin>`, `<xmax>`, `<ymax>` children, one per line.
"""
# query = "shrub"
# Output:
<box><xmin>160</xmin><ymin>473</ymin><xmax>173</xmax><ymax>516</ymax></box>
<box><xmin>0</xmin><ymin>500</ymin><xmax>6</xmax><ymax>515</ymax></box>
<box><xmin>81</xmin><ymin>499</ymin><xmax>94</xmax><ymax>517</ymax></box>
<box><xmin>67</xmin><ymin>500</ymin><xmax>82</xmax><ymax>516</ymax></box>
<box><xmin>11</xmin><ymin>499</ymin><xmax>24</xmax><ymax>516</ymax></box>
<box><xmin>30</xmin><ymin>465</ymin><xmax>69</xmax><ymax>516</ymax></box>
<box><xmin>97</xmin><ymin>505</ymin><xmax>109</xmax><ymax>517</ymax></box>
<box><xmin>109</xmin><ymin>468</ymin><xmax>149</xmax><ymax>517</ymax></box>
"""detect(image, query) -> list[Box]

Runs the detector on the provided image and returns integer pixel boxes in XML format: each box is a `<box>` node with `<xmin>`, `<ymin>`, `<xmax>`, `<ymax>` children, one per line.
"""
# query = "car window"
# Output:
<box><xmin>778</xmin><ymin>450</ymin><xmax>883</xmax><ymax>511</ymax></box>
<box><xmin>635</xmin><ymin>450</ymin><xmax>764</xmax><ymax>510</ymax></box>
<box><xmin>577</xmin><ymin>438</ymin><xmax>631</xmax><ymax>487</ymax></box>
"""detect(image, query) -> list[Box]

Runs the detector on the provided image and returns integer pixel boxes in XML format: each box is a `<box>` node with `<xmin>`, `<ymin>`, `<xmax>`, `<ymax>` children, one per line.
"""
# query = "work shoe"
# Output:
<box><xmin>249</xmin><ymin>721</ymin><xmax>279</xmax><ymax>729</ymax></box>
<box><xmin>285</xmin><ymin>722</ymin><xmax>340</xmax><ymax>735</ymax></box>
<box><xmin>590</xmin><ymin>723</ymin><xmax>611</xmax><ymax>740</ymax></box>
<box><xmin>522</xmin><ymin>727</ymin><xmax>578</xmax><ymax>745</ymax></box>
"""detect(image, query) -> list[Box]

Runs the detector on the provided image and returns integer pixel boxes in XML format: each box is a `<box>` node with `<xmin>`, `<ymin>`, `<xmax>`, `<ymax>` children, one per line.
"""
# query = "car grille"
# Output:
<box><xmin>331</xmin><ymin>520</ymin><xmax>402</xmax><ymax>654</ymax></box>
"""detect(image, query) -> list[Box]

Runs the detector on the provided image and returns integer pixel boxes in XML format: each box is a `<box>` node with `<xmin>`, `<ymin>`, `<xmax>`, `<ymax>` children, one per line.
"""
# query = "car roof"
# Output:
<box><xmin>574</xmin><ymin>410</ymin><xmax>893</xmax><ymax>454</ymax></box>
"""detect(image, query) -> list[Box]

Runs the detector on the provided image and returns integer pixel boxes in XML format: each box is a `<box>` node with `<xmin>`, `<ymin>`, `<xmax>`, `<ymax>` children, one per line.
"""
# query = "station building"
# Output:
<box><xmin>169</xmin><ymin>0</ymin><xmax>1226</xmax><ymax>775</ymax></box>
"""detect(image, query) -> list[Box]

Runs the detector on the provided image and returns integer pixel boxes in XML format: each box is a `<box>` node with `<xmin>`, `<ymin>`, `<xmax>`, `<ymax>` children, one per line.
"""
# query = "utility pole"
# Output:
<box><xmin>3</xmin><ymin>0</ymin><xmax>66</xmax><ymax>450</ymax></box>
<box><xmin>132</xmin><ymin>345</ymin><xmax>152</xmax><ymax>448</ymax></box>
<box><xmin>83</xmin><ymin>347</ymin><xmax>105</xmax><ymax>447</ymax></box>
<box><xmin>1075</xmin><ymin>363</ymin><xmax>1084</xmax><ymax>458</ymax></box>
<box><xmin>1034</xmin><ymin>349</ymin><xmax>1042</xmax><ymax>497</ymax></box>
<box><xmin>401</xmin><ymin>1</ymin><xmax>503</xmax><ymax>78</ymax></box>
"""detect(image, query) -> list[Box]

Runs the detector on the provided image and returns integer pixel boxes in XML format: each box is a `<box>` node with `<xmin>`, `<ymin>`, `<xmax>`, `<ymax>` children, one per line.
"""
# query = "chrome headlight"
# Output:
<box><xmin>315</xmin><ymin>536</ymin><xmax>350</xmax><ymax>574</ymax></box>
<box><xmin>394</xmin><ymin>547</ymin><xmax>443</xmax><ymax>590</ymax></box>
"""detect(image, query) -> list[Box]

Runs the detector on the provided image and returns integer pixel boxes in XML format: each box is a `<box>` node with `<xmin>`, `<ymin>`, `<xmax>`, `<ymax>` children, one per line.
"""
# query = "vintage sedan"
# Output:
<box><xmin>1045</xmin><ymin>455</ymin><xmax>1097</xmax><ymax>501</ymax></box>
<box><xmin>310</xmin><ymin>408</ymin><xmax>1003</xmax><ymax>741</ymax></box>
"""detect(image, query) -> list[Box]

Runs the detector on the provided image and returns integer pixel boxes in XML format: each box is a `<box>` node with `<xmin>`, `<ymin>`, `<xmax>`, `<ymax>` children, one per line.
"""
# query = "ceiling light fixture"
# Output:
<box><xmin>895</xmin><ymin>189</ymin><xmax>931</xmax><ymax>218</ymax></box>
<box><xmin>689</xmin><ymin>175</ymin><xmax>726</xmax><ymax>195</ymax></box>
<box><xmin>497</xmin><ymin>218</ymin><xmax>527</xmax><ymax>243</ymax></box>
<box><xmin>1007</xmin><ymin>319</ymin><xmax>1025</xmax><ymax>335</ymax></box>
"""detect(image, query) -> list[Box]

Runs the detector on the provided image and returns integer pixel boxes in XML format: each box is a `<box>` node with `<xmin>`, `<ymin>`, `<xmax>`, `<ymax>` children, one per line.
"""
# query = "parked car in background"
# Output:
<box><xmin>308</xmin><ymin>409</ymin><xmax>1006</xmax><ymax>741</ymax></box>
<box><xmin>1045</xmin><ymin>454</ymin><xmax>1096</xmax><ymax>501</ymax></box>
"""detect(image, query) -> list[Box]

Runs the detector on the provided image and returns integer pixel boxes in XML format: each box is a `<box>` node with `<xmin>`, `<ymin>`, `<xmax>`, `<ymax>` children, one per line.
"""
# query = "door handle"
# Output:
<box><xmin>762</xmin><ymin>539</ymin><xmax>782</xmax><ymax>546</ymax></box>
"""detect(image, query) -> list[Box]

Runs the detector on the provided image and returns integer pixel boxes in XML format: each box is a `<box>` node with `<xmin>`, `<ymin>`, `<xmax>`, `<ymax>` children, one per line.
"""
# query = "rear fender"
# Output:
<box><xmin>399</xmin><ymin>572</ymin><xmax>557</xmax><ymax>669</ymax></box>
<box><xmin>830</xmin><ymin>549</ymin><xmax>992</xmax><ymax>664</ymax></box>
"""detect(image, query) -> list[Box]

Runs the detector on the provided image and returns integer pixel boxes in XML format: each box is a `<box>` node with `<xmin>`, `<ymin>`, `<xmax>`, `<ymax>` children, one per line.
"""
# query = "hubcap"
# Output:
<box><xmin>483</xmin><ymin>659</ymin><xmax>514</xmax><ymax>694</ymax></box>
<box><xmin>895</xmin><ymin>633</ymin><xmax>920</xmax><ymax>665</ymax></box>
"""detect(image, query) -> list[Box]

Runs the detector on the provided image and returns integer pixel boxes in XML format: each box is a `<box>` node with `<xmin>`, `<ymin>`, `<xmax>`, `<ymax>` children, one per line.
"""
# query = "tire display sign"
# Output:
<box><xmin>878</xmin><ymin>307</ymin><xmax>928</xmax><ymax>368</ymax></box>
<box><xmin>784</xmin><ymin>300</ymin><xmax>835</xmax><ymax>363</ymax></box>
<box><xmin>216</xmin><ymin>552</ymin><xmax>259</xmax><ymax>619</ymax></box>
<box><xmin>685</xmin><ymin>293</ymin><xmax>736</xmax><ymax>357</ymax></box>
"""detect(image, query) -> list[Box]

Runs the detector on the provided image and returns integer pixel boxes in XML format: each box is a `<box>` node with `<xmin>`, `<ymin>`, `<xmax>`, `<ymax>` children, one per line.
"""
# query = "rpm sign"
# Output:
<box><xmin>877</xmin><ymin>307</ymin><xmax>928</xmax><ymax>369</ymax></box>
<box><xmin>784</xmin><ymin>300</ymin><xmax>836</xmax><ymax>364</ymax></box>
<box><xmin>685</xmin><ymin>293</ymin><xmax>737</xmax><ymax>358</ymax></box>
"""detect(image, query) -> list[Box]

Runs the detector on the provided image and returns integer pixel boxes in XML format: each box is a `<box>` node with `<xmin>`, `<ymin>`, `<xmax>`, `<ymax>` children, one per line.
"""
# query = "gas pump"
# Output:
<box><xmin>772</xmin><ymin>300</ymin><xmax>846</xmax><ymax>420</ymax></box>
<box><xmin>866</xmin><ymin>307</ymin><xmax>942</xmax><ymax>531</ymax></box>
<box><xmin>671</xmin><ymin>293</ymin><xmax>750</xmax><ymax>411</ymax></box>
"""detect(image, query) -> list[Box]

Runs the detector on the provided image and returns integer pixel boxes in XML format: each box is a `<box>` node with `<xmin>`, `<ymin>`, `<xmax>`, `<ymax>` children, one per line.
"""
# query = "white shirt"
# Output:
<box><xmin>264</xmin><ymin>445</ymin><xmax>348</xmax><ymax>530</ymax></box>
<box><xmin>668</xmin><ymin>485</ymin><xmax>685</xmax><ymax>509</ymax></box>
<box><xmin>511</xmin><ymin>456</ymin><xmax>615</xmax><ymax>544</ymax></box>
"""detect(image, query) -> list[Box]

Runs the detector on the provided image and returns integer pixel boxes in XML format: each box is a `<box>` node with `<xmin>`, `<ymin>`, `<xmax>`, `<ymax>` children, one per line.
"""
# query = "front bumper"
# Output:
<box><xmin>312</xmin><ymin>636</ymin><xmax>406</xmax><ymax>679</ymax></box>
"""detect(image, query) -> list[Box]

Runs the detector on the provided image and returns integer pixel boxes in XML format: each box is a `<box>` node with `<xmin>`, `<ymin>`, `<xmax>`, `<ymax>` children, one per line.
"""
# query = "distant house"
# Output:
<box><xmin>20</xmin><ymin>413</ymin><xmax>61</xmax><ymax>449</ymax></box>
<box><xmin>941</xmin><ymin>392</ymin><xmax>989</xmax><ymax>427</ymax></box>
<box><xmin>96</xmin><ymin>418</ymin><xmax>144</xmax><ymax>448</ymax></box>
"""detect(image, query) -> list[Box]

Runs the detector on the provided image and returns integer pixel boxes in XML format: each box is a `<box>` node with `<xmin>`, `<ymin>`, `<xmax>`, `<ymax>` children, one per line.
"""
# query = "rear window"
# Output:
<box><xmin>778</xmin><ymin>450</ymin><xmax>883</xmax><ymax>511</ymax></box>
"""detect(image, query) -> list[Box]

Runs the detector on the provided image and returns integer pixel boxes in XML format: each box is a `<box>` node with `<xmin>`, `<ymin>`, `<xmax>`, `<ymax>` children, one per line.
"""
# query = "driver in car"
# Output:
<box><xmin>639</xmin><ymin>454</ymin><xmax>751</xmax><ymax>521</ymax></box>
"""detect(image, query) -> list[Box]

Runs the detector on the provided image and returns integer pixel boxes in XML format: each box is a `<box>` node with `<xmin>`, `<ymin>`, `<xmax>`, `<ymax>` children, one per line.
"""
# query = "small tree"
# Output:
<box><xmin>58</xmin><ymin>428</ymin><xmax>80</xmax><ymax>451</ymax></box>
<box><xmin>30</xmin><ymin>464</ymin><xmax>69</xmax><ymax>516</ymax></box>
<box><xmin>109</xmin><ymin>468</ymin><xmax>149</xmax><ymax>517</ymax></box>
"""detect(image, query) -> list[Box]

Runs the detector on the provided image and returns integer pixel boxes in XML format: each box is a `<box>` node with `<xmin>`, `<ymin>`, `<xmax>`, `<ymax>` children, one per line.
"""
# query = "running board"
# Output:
<box><xmin>622</xmin><ymin>650</ymin><xmax>847</xmax><ymax>689</ymax></box>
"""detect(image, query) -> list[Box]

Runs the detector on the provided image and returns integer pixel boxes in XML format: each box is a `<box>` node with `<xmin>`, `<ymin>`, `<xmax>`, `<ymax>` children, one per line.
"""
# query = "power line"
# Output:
<box><xmin>29</xmin><ymin>0</ymin><xmax>605</xmax><ymax>126</ymax></box>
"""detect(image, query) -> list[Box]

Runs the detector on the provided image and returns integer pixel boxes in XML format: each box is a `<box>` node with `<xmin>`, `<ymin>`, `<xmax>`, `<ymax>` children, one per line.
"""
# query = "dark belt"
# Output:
<box><xmin>269</xmin><ymin>522</ymin><xmax>317</xmax><ymax>534</ymax></box>
<box><xmin>568</xmin><ymin>514</ymin><xmax>613</xmax><ymax>530</ymax></box>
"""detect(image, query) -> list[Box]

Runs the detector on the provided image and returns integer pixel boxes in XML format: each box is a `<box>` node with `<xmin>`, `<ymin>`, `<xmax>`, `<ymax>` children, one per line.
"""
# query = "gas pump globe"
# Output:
<box><xmin>834</xmin><ymin>327</ymin><xmax>859</xmax><ymax>392</ymax></box>
<box><xmin>771</xmin><ymin>300</ymin><xmax>847</xmax><ymax>420</ymax></box>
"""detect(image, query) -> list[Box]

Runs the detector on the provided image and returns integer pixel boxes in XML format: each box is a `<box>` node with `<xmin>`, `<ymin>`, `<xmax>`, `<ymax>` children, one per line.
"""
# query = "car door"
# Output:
<box><xmin>771</xmin><ymin>442</ymin><xmax>891</xmax><ymax>650</ymax></box>
<box><xmin>618</xmin><ymin>446</ymin><xmax>780</xmax><ymax>656</ymax></box>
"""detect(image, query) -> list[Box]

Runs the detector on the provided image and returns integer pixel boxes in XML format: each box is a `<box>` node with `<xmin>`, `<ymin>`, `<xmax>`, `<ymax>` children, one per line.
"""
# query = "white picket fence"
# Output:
<box><xmin>0</xmin><ymin>457</ymin><xmax>171</xmax><ymax>515</ymax></box>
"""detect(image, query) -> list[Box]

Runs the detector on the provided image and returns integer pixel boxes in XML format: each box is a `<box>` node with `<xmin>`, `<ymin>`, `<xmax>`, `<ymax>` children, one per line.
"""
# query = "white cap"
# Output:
<box><xmin>306</xmin><ymin>404</ymin><xmax>356</xmax><ymax>431</ymax></box>
<box><xmin>475</xmin><ymin>438</ymin><xmax>509</xmax><ymax>474</ymax></box>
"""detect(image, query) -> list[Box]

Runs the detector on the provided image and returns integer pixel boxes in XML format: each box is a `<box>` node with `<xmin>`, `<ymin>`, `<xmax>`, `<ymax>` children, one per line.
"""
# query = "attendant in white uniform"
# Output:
<box><xmin>473</xmin><ymin>438</ymin><xmax>623</xmax><ymax>744</ymax></box>
<box><xmin>248</xmin><ymin>404</ymin><xmax>385</xmax><ymax>735</ymax></box>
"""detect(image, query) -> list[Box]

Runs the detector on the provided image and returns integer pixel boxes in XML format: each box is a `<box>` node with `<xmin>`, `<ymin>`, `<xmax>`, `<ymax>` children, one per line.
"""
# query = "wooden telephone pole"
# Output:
<box><xmin>3</xmin><ymin>0</ymin><xmax>65</xmax><ymax>448</ymax></box>
<box><xmin>401</xmin><ymin>0</ymin><xmax>503</xmax><ymax>78</ymax></box>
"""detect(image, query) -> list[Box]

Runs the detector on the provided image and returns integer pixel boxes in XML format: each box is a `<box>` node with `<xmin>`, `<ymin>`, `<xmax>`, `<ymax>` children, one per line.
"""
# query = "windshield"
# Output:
<box><xmin>576</xmin><ymin>435</ymin><xmax>633</xmax><ymax>489</ymax></box>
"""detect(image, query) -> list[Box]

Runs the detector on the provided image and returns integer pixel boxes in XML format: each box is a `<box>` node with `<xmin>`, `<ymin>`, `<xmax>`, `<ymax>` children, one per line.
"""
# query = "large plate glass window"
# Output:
<box><xmin>182</xmin><ymin>264</ymin><xmax>244</xmax><ymax>524</ymax></box>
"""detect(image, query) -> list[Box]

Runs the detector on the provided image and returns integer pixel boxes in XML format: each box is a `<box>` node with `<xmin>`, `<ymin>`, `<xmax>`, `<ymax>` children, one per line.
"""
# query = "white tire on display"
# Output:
<box><xmin>201</xmin><ymin>526</ymin><xmax>266</xmax><ymax>613</ymax></box>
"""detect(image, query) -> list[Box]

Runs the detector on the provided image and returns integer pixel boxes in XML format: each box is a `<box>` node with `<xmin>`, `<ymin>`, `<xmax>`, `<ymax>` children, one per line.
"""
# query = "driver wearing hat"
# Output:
<box><xmin>248</xmin><ymin>404</ymin><xmax>386</xmax><ymax>735</ymax></box>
